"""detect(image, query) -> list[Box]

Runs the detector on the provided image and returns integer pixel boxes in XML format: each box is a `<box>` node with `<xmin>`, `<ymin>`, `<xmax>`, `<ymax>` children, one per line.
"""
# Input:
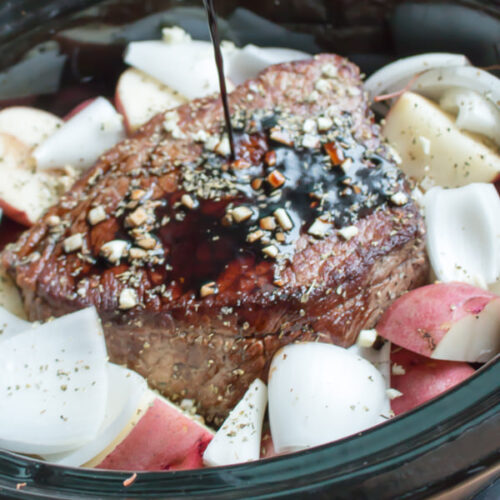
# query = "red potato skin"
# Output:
<box><xmin>376</xmin><ymin>282</ymin><xmax>499</xmax><ymax>357</ymax></box>
<box><xmin>0</xmin><ymin>200</ymin><xmax>33</xmax><ymax>227</ymax></box>
<box><xmin>390</xmin><ymin>347</ymin><xmax>475</xmax><ymax>416</ymax></box>
<box><xmin>114</xmin><ymin>71</ymin><xmax>132</xmax><ymax>134</ymax></box>
<box><xmin>114</xmin><ymin>90</ymin><xmax>133</xmax><ymax>136</ymax></box>
<box><xmin>95</xmin><ymin>398</ymin><xmax>213</xmax><ymax>471</ymax></box>
<box><xmin>44</xmin><ymin>84</ymin><xmax>108</xmax><ymax>118</ymax></box>
<box><xmin>63</xmin><ymin>98</ymin><xmax>97</xmax><ymax>121</ymax></box>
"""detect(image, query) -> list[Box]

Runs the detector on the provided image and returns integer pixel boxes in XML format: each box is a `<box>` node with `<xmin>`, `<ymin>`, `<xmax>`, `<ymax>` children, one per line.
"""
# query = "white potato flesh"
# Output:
<box><xmin>0</xmin><ymin>268</ymin><xmax>27</xmax><ymax>320</ymax></box>
<box><xmin>490</xmin><ymin>280</ymin><xmax>500</xmax><ymax>295</ymax></box>
<box><xmin>228</xmin><ymin>44</ymin><xmax>311</xmax><ymax>85</ymax></box>
<box><xmin>203</xmin><ymin>379</ymin><xmax>267</xmax><ymax>467</ymax></box>
<box><xmin>115</xmin><ymin>68</ymin><xmax>187</xmax><ymax>133</ymax></box>
<box><xmin>0</xmin><ymin>308</ymin><xmax>108</xmax><ymax>455</ymax></box>
<box><xmin>42</xmin><ymin>364</ymin><xmax>148</xmax><ymax>467</ymax></box>
<box><xmin>0</xmin><ymin>107</ymin><xmax>63</xmax><ymax>149</ymax></box>
<box><xmin>33</xmin><ymin>97</ymin><xmax>126</xmax><ymax>171</ymax></box>
<box><xmin>124</xmin><ymin>41</ymin><xmax>236</xmax><ymax>100</ymax></box>
<box><xmin>424</xmin><ymin>184</ymin><xmax>500</xmax><ymax>287</ymax></box>
<box><xmin>268</xmin><ymin>343</ymin><xmax>389</xmax><ymax>454</ymax></box>
<box><xmin>376</xmin><ymin>282</ymin><xmax>500</xmax><ymax>363</ymax></box>
<box><xmin>383</xmin><ymin>92</ymin><xmax>500</xmax><ymax>188</ymax></box>
<box><xmin>431</xmin><ymin>298</ymin><xmax>500</xmax><ymax>362</ymax></box>
<box><xmin>0</xmin><ymin>132</ymin><xmax>61</xmax><ymax>225</ymax></box>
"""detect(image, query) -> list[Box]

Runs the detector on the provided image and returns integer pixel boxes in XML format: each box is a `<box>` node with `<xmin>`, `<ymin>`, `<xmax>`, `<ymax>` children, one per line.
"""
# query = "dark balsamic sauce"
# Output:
<box><xmin>147</xmin><ymin>113</ymin><xmax>404</xmax><ymax>295</ymax></box>
<box><xmin>202</xmin><ymin>0</ymin><xmax>236</xmax><ymax>160</ymax></box>
<box><xmin>91</xmin><ymin>110</ymin><xmax>404</xmax><ymax>297</ymax></box>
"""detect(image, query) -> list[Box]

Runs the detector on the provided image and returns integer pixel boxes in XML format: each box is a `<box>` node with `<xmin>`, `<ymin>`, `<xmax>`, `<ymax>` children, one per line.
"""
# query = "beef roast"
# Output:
<box><xmin>2</xmin><ymin>55</ymin><xmax>428</xmax><ymax>425</ymax></box>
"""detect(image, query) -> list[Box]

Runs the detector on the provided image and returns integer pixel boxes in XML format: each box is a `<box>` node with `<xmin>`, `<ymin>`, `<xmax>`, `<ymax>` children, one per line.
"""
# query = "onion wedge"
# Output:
<box><xmin>439</xmin><ymin>88</ymin><xmax>500</xmax><ymax>147</ymax></box>
<box><xmin>42</xmin><ymin>364</ymin><xmax>148</xmax><ymax>467</ymax></box>
<box><xmin>268</xmin><ymin>343</ymin><xmax>389</xmax><ymax>454</ymax></box>
<box><xmin>203</xmin><ymin>379</ymin><xmax>267</xmax><ymax>466</ymax></box>
<box><xmin>424</xmin><ymin>183</ymin><xmax>500</xmax><ymax>287</ymax></box>
<box><xmin>0</xmin><ymin>307</ymin><xmax>108</xmax><ymax>455</ymax></box>
<box><xmin>33</xmin><ymin>97</ymin><xmax>125</xmax><ymax>171</ymax></box>
<box><xmin>413</xmin><ymin>66</ymin><xmax>500</xmax><ymax>145</ymax></box>
<box><xmin>364</xmin><ymin>52</ymin><xmax>469</xmax><ymax>113</ymax></box>
<box><xmin>413</xmin><ymin>65</ymin><xmax>500</xmax><ymax>109</ymax></box>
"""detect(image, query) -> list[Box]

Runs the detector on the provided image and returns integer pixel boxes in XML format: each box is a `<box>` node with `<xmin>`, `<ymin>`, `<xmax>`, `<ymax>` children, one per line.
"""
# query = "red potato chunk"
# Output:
<box><xmin>115</xmin><ymin>68</ymin><xmax>186</xmax><ymax>134</ymax></box>
<box><xmin>376</xmin><ymin>282</ymin><xmax>500</xmax><ymax>362</ymax></box>
<box><xmin>390</xmin><ymin>347</ymin><xmax>475</xmax><ymax>416</ymax></box>
<box><xmin>95</xmin><ymin>397</ymin><xmax>214</xmax><ymax>471</ymax></box>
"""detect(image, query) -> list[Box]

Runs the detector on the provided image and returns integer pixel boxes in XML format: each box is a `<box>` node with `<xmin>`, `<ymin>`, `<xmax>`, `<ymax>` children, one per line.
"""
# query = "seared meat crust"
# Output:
<box><xmin>2</xmin><ymin>55</ymin><xmax>428</xmax><ymax>424</ymax></box>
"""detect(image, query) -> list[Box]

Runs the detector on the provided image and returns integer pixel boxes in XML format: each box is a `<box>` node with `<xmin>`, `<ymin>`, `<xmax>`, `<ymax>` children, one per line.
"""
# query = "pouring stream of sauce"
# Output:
<box><xmin>202</xmin><ymin>0</ymin><xmax>236</xmax><ymax>160</ymax></box>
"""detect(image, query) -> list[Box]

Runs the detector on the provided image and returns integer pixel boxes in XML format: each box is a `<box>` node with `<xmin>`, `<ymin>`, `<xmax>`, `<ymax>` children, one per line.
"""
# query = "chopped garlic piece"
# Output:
<box><xmin>163</xmin><ymin>110</ymin><xmax>185</xmax><ymax>139</ymax></box>
<box><xmin>390</xmin><ymin>192</ymin><xmax>409</xmax><ymax>206</ymax></box>
<box><xmin>204</xmin><ymin>135</ymin><xmax>220</xmax><ymax>151</ymax></box>
<box><xmin>302</xmin><ymin>134</ymin><xmax>319</xmax><ymax>149</ymax></box>
<box><xmin>192</xmin><ymin>130</ymin><xmax>209</xmax><ymax>143</ymax></box>
<box><xmin>46</xmin><ymin>215</ymin><xmax>61</xmax><ymax>227</ymax></box>
<box><xmin>338</xmin><ymin>225</ymin><xmax>358</xmax><ymax>240</ymax></box>
<box><xmin>232</xmin><ymin>206</ymin><xmax>253</xmax><ymax>223</ymax></box>
<box><xmin>386</xmin><ymin>388</ymin><xmax>403</xmax><ymax>400</ymax></box>
<box><xmin>119</xmin><ymin>288</ymin><xmax>138</xmax><ymax>310</ymax></box>
<box><xmin>321</xmin><ymin>63</ymin><xmax>338</xmax><ymax>78</ymax></box>
<box><xmin>315</xmin><ymin>79</ymin><xmax>330</xmax><ymax>93</ymax></box>
<box><xmin>200</xmin><ymin>282</ymin><xmax>217</xmax><ymax>298</ymax></box>
<box><xmin>100</xmin><ymin>240</ymin><xmax>128</xmax><ymax>264</ymax></box>
<box><xmin>181</xmin><ymin>194</ymin><xmax>195</xmax><ymax>209</ymax></box>
<box><xmin>317</xmin><ymin>116</ymin><xmax>333</xmax><ymax>131</ymax></box>
<box><xmin>215</xmin><ymin>135</ymin><xmax>230</xmax><ymax>156</ymax></box>
<box><xmin>274</xmin><ymin>208</ymin><xmax>293</xmax><ymax>231</ymax></box>
<box><xmin>357</xmin><ymin>329</ymin><xmax>377</xmax><ymax>348</ymax></box>
<box><xmin>302</xmin><ymin>119</ymin><xmax>317</xmax><ymax>134</ymax></box>
<box><xmin>391</xmin><ymin>363</ymin><xmax>406</xmax><ymax>376</ymax></box>
<box><xmin>418</xmin><ymin>136</ymin><xmax>431</xmax><ymax>156</ymax></box>
<box><xmin>263</xmin><ymin>245</ymin><xmax>278</xmax><ymax>258</ymax></box>
<box><xmin>88</xmin><ymin>206</ymin><xmax>106</xmax><ymax>226</ymax></box>
<box><xmin>308</xmin><ymin>218</ymin><xmax>331</xmax><ymax>238</ymax></box>
<box><xmin>162</xmin><ymin>26</ymin><xmax>192</xmax><ymax>44</ymax></box>
<box><xmin>63</xmin><ymin>234</ymin><xmax>83</xmax><ymax>253</ymax></box>
<box><xmin>126</xmin><ymin>207</ymin><xmax>148</xmax><ymax>227</ymax></box>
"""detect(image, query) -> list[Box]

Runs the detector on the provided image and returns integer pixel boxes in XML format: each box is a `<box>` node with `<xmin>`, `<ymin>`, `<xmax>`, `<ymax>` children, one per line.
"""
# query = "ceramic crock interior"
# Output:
<box><xmin>0</xmin><ymin>1</ymin><xmax>498</xmax><ymax>498</ymax></box>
